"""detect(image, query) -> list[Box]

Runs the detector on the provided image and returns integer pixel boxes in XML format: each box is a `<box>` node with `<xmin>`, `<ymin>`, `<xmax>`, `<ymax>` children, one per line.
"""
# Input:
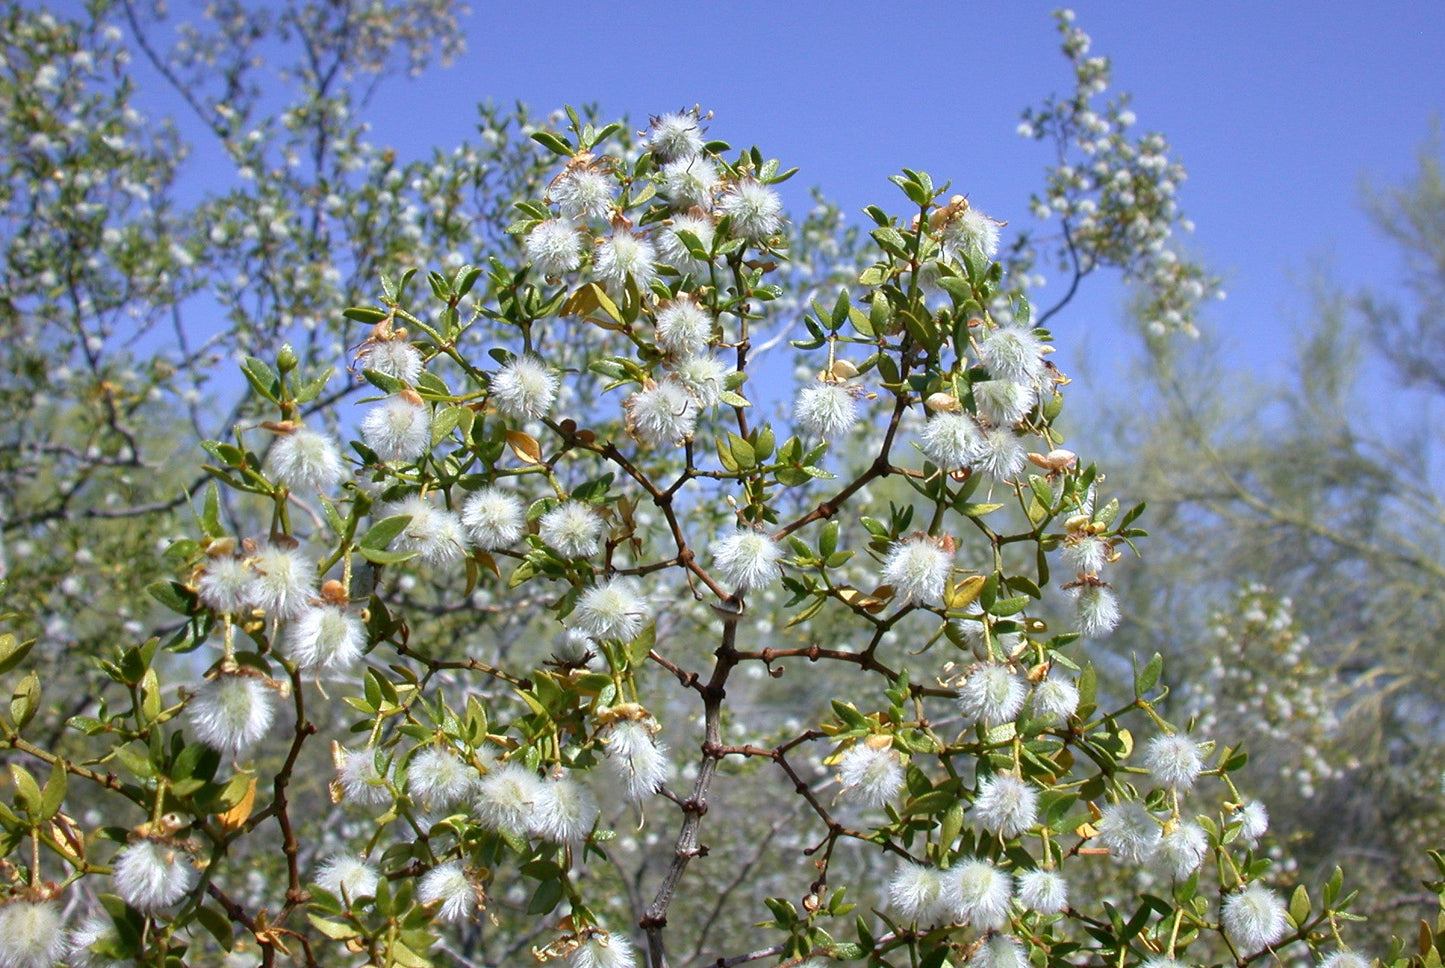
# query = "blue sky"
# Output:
<box><xmin>355</xmin><ymin>1</ymin><xmax>1445</xmax><ymax>390</ymax></box>
<box><xmin>106</xmin><ymin>1</ymin><xmax>1445</xmax><ymax>403</ymax></box>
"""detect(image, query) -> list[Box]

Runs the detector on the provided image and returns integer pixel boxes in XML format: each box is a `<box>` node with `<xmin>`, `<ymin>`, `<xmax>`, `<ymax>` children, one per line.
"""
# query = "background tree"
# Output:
<box><xmin>1090</xmin><ymin>133</ymin><xmax>1445</xmax><ymax>947</ymax></box>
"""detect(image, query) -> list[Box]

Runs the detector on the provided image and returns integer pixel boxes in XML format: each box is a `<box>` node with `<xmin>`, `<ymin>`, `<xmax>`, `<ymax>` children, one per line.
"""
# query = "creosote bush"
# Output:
<box><xmin>0</xmin><ymin>102</ymin><xmax>1391</xmax><ymax>968</ymax></box>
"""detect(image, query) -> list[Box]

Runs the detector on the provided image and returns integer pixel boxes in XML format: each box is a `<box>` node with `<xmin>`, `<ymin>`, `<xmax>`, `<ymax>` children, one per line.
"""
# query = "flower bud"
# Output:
<box><xmin>276</xmin><ymin>342</ymin><xmax>298</xmax><ymax>373</ymax></box>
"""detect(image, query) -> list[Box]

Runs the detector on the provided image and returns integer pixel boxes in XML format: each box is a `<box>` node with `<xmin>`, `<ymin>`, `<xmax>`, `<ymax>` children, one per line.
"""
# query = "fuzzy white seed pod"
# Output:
<box><xmin>361</xmin><ymin>393</ymin><xmax>432</xmax><ymax>462</ymax></box>
<box><xmin>658</xmin><ymin>215</ymin><xmax>716</xmax><ymax>275</ymax></box>
<box><xmin>977</xmin><ymin>325</ymin><xmax>1047</xmax><ymax>385</ymax></box>
<box><xmin>1317</xmin><ymin>951</ymin><xmax>1371</xmax><ymax>968</ymax></box>
<box><xmin>1155</xmin><ymin>821</ymin><xmax>1208</xmax><ymax>878</ymax></box>
<box><xmin>528</xmin><ymin>771</ymin><xmax>598</xmax><ymax>844</ymax></box>
<box><xmin>975</xmin><ymin>427</ymin><xmax>1027</xmax><ymax>480</ymax></box>
<box><xmin>0</xmin><ymin>900</ymin><xmax>68</xmax><ymax>968</ymax></box>
<box><xmin>795</xmin><ymin>383</ymin><xmax>860</xmax><ymax>439</ymax></box>
<box><xmin>552</xmin><ymin>168</ymin><xmax>614</xmax><ymax>220</ymax></box>
<box><xmin>967</xmin><ymin>934</ymin><xmax>1027</xmax><ymax>968</ymax></box>
<box><xmin>491</xmin><ymin>355</ymin><xmax>559</xmax><ymax>420</ymax></box>
<box><xmin>659</xmin><ymin>156</ymin><xmax>720</xmax><ymax>209</ymax></box>
<box><xmin>1073</xmin><ymin>582</ymin><xmax>1121</xmax><ymax>636</ymax></box>
<box><xmin>1222</xmin><ymin>883</ymin><xmax>1288</xmax><ymax>952</ymax></box>
<box><xmin>595</xmin><ymin>232</ymin><xmax>657</xmax><ymax>291</ymax></box>
<box><xmin>654</xmin><ymin>298</ymin><xmax>714</xmax><ymax>357</ymax></box>
<box><xmin>196</xmin><ymin>554</ymin><xmax>254</xmax><ymax>615</ymax></box>
<box><xmin>625</xmin><ymin>380</ymin><xmax>697</xmax><ymax>446</ymax></box>
<box><xmin>249</xmin><ymin>544</ymin><xmax>317</xmax><ymax>620</ymax></box>
<box><xmin>314</xmin><ymin>854</ymin><xmax>379</xmax><ymax>903</ymax></box>
<box><xmin>267</xmin><ymin>427</ymin><xmax>346</xmax><ymax>492</ymax></box>
<box><xmin>1017</xmin><ymin>868</ymin><xmax>1068</xmax><ymax>914</ymax></box>
<box><xmin>462</xmin><ymin>486</ymin><xmax>528</xmax><ymax>550</ymax></box>
<box><xmin>646</xmin><ymin>112</ymin><xmax>706</xmax><ymax>163</ymax></box>
<box><xmin>568</xmin><ymin>577</ymin><xmax>650</xmax><ymax>643</ymax></box>
<box><xmin>946</xmin><ymin>858</ymin><xmax>1013</xmax><ymax>930</ymax></box>
<box><xmin>286</xmin><ymin>604</ymin><xmax>366</xmax><ymax>673</ymax></box>
<box><xmin>881</xmin><ymin>537</ymin><xmax>952</xmax><ymax>606</ymax></box>
<box><xmin>526</xmin><ymin>219</ymin><xmax>584</xmax><ymax>276</ymax></box>
<box><xmin>474</xmin><ymin>762</ymin><xmax>544</xmax><ymax>837</ymax></box>
<box><xmin>1030</xmin><ymin>677</ymin><xmax>1081</xmax><ymax>725</ymax></box>
<box><xmin>1236</xmin><ymin>800</ymin><xmax>1270</xmax><ymax>846</ymax></box>
<box><xmin>539</xmin><ymin>501</ymin><xmax>607</xmax><ymax>560</ymax></box>
<box><xmin>569</xmin><ymin>929</ymin><xmax>638</xmax><ymax>968</ymax></box>
<box><xmin>337</xmin><ymin>746</ymin><xmax>393</xmax><ymax>806</ymax></box>
<box><xmin>973</xmin><ymin>773</ymin><xmax>1039</xmax><ymax>838</ymax></box>
<box><xmin>407</xmin><ymin>747</ymin><xmax>476</xmax><ymax>811</ymax></box>
<box><xmin>718</xmin><ymin>180</ymin><xmax>783</xmax><ymax>241</ymax></box>
<box><xmin>418</xmin><ymin>860</ymin><xmax>479</xmax><ymax>923</ymax></box>
<box><xmin>1096</xmin><ymin>800</ymin><xmax>1161</xmax><ymax>864</ymax></box>
<box><xmin>186</xmin><ymin>672</ymin><xmax>277</xmax><ymax>756</ymax></box>
<box><xmin>957</xmin><ymin>662</ymin><xmax>1026</xmax><ymax>728</ymax></box>
<box><xmin>112</xmin><ymin>839</ymin><xmax>199</xmax><ymax>911</ymax></box>
<box><xmin>888</xmin><ymin>861</ymin><xmax>949</xmax><ymax>926</ymax></box>
<box><xmin>66</xmin><ymin>912</ymin><xmax>121</xmax><ymax>968</ymax></box>
<box><xmin>382</xmin><ymin>496</ymin><xmax>469</xmax><ymax>567</ymax></box>
<box><xmin>837</xmin><ymin>739</ymin><xmax>904</xmax><ymax>808</ymax></box>
<box><xmin>666</xmin><ymin>355</ymin><xmax>728</xmax><ymax>408</ymax></box>
<box><xmin>357</xmin><ymin>340</ymin><xmax>423</xmax><ymax>384</ymax></box>
<box><xmin>710</xmin><ymin>529</ymin><xmax>785</xmax><ymax>592</ymax></box>
<box><xmin>601</xmin><ymin>718</ymin><xmax>669</xmax><ymax>803</ymax></box>
<box><xmin>1143</xmin><ymin>733</ymin><xmax>1204</xmax><ymax>791</ymax></box>
<box><xmin>972</xmin><ymin>380</ymin><xmax>1036</xmax><ymax>428</ymax></box>
<box><xmin>919</xmin><ymin>411</ymin><xmax>983</xmax><ymax>471</ymax></box>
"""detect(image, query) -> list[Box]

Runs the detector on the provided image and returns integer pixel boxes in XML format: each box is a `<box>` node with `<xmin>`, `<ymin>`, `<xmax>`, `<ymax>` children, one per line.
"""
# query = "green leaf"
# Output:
<box><xmin>727</xmin><ymin>433</ymin><xmax>756</xmax><ymax>469</ymax></box>
<box><xmin>147</xmin><ymin>580</ymin><xmax>196</xmax><ymax>616</ymax></box>
<box><xmin>343</xmin><ymin>306</ymin><xmax>389</xmax><ymax>325</ymax></box>
<box><xmin>527</xmin><ymin>877</ymin><xmax>564</xmax><ymax>915</ymax></box>
<box><xmin>360</xmin><ymin>514</ymin><xmax>412</xmax><ymax>550</ymax></box>
<box><xmin>240</xmin><ymin>357</ymin><xmax>280</xmax><ymax>403</ymax></box>
<box><xmin>1288</xmin><ymin>884</ymin><xmax>1311</xmax><ymax>928</ymax></box>
<box><xmin>201</xmin><ymin>482</ymin><xmax>224</xmax><ymax>538</ymax></box>
<box><xmin>987</xmin><ymin>595</ymin><xmax>1031</xmax><ymax>617</ymax></box>
<box><xmin>530</xmin><ymin>130</ymin><xmax>575</xmax><ymax>157</ymax></box>
<box><xmin>0</xmin><ymin>634</ymin><xmax>34</xmax><ymax>676</ymax></box>
<box><xmin>1133</xmin><ymin>652</ymin><xmax>1163</xmax><ymax>698</ymax></box>
<box><xmin>9</xmin><ymin>764</ymin><xmax>41</xmax><ymax>816</ymax></box>
<box><xmin>10</xmin><ymin>672</ymin><xmax>39</xmax><ymax>731</ymax></box>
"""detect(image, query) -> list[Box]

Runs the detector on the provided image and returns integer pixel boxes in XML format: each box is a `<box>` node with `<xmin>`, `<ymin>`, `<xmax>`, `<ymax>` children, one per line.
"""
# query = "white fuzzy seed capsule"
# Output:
<box><xmin>881</xmin><ymin>536</ymin><xmax>952</xmax><ymax>606</ymax></box>
<box><xmin>491</xmin><ymin>355</ymin><xmax>559</xmax><ymax>420</ymax></box>
<box><xmin>112</xmin><ymin>839</ymin><xmax>199</xmax><ymax>911</ymax></box>
<box><xmin>1222</xmin><ymin>883</ymin><xmax>1288</xmax><ymax>951</ymax></box>
<box><xmin>887</xmin><ymin>861</ymin><xmax>949</xmax><ymax>926</ymax></box>
<box><xmin>569</xmin><ymin>929</ymin><xmax>638</xmax><ymax>968</ymax></box>
<box><xmin>836</xmin><ymin>738</ymin><xmax>904</xmax><ymax>808</ymax></box>
<box><xmin>462</xmin><ymin>486</ymin><xmax>527</xmax><ymax>550</ymax></box>
<box><xmin>186</xmin><ymin>672</ymin><xmax>277</xmax><ymax>757</ymax></box>
<box><xmin>1143</xmin><ymin>733</ymin><xmax>1204</xmax><ymax>791</ymax></box>
<box><xmin>361</xmin><ymin>393</ymin><xmax>432</xmax><ymax>462</ymax></box>
<box><xmin>710</xmin><ymin>529</ymin><xmax>785</xmax><ymax>592</ymax></box>
<box><xmin>418</xmin><ymin>860</ymin><xmax>480</xmax><ymax>923</ymax></box>
<box><xmin>795</xmin><ymin>382</ymin><xmax>860</xmax><ymax>439</ymax></box>
<box><xmin>601</xmin><ymin>717</ymin><xmax>669</xmax><ymax>804</ymax></box>
<box><xmin>567</xmin><ymin>577</ymin><xmax>650</xmax><ymax>643</ymax></box>
<box><xmin>0</xmin><ymin>899</ymin><xmax>68</xmax><ymax>968</ymax></box>
<box><xmin>972</xmin><ymin>773</ymin><xmax>1039</xmax><ymax>838</ymax></box>
<box><xmin>267</xmin><ymin>427</ymin><xmax>346</xmax><ymax>492</ymax></box>
<box><xmin>314</xmin><ymin>854</ymin><xmax>379</xmax><ymax>903</ymax></box>
<box><xmin>407</xmin><ymin>747</ymin><xmax>476</xmax><ymax>811</ymax></box>
<box><xmin>1017</xmin><ymin>868</ymin><xmax>1068</xmax><ymax>914</ymax></box>
<box><xmin>946</xmin><ymin>858</ymin><xmax>1013</xmax><ymax>930</ymax></box>
<box><xmin>1095</xmin><ymin>800</ymin><xmax>1161</xmax><ymax>864</ymax></box>
<box><xmin>287</xmin><ymin>604</ymin><xmax>365</xmax><ymax>674</ymax></box>
<box><xmin>957</xmin><ymin>663</ymin><xmax>1026</xmax><ymax>728</ymax></box>
<box><xmin>539</xmin><ymin>501</ymin><xmax>607</xmax><ymax>560</ymax></box>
